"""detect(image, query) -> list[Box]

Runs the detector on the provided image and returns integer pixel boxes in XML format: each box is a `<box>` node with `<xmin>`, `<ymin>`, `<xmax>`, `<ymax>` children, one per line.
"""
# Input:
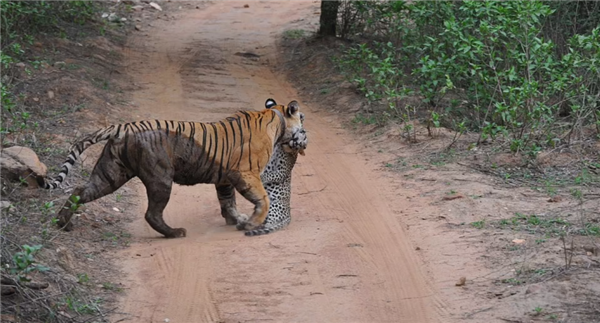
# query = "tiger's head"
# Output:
<box><xmin>265</xmin><ymin>98</ymin><xmax>307</xmax><ymax>155</ymax></box>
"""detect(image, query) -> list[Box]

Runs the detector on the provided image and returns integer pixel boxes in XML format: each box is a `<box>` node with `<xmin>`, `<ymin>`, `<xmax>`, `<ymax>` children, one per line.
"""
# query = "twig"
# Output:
<box><xmin>2</xmin><ymin>291</ymin><xmax>67</xmax><ymax>310</ymax></box>
<box><xmin>464</xmin><ymin>306</ymin><xmax>493</xmax><ymax>319</ymax></box>
<box><xmin>297</xmin><ymin>185</ymin><xmax>327</xmax><ymax>195</ymax></box>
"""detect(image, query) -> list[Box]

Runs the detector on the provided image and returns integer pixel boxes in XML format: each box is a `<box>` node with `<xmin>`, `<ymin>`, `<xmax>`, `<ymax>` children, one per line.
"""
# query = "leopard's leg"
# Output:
<box><xmin>215</xmin><ymin>183</ymin><xmax>247</xmax><ymax>225</ymax></box>
<box><xmin>232</xmin><ymin>173</ymin><xmax>269</xmax><ymax>231</ymax></box>
<box><xmin>57</xmin><ymin>144</ymin><xmax>132</xmax><ymax>231</ymax></box>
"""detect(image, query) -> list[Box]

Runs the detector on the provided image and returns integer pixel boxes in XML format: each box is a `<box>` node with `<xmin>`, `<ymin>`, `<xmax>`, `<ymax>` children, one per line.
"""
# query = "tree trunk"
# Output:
<box><xmin>318</xmin><ymin>0</ymin><xmax>340</xmax><ymax>37</ymax></box>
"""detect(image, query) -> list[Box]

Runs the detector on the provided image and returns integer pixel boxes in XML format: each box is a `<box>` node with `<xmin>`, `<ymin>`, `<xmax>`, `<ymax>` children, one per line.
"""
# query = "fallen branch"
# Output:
<box><xmin>1</xmin><ymin>275</ymin><xmax>49</xmax><ymax>290</ymax></box>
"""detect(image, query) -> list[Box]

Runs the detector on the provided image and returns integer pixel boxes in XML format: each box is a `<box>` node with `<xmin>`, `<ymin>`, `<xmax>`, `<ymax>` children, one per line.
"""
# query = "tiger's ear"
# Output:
<box><xmin>287</xmin><ymin>100</ymin><xmax>299</xmax><ymax>117</ymax></box>
<box><xmin>265</xmin><ymin>98</ymin><xmax>277</xmax><ymax>109</ymax></box>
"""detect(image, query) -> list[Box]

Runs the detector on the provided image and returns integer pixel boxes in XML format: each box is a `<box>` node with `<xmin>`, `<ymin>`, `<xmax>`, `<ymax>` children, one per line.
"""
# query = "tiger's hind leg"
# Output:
<box><xmin>141</xmin><ymin>179</ymin><xmax>186</xmax><ymax>238</ymax></box>
<box><xmin>215</xmin><ymin>183</ymin><xmax>247</xmax><ymax>225</ymax></box>
<box><xmin>57</xmin><ymin>146</ymin><xmax>132</xmax><ymax>231</ymax></box>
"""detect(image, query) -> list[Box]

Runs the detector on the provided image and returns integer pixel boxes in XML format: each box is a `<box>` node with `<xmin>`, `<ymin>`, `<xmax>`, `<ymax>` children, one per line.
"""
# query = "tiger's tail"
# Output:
<box><xmin>244</xmin><ymin>216</ymin><xmax>292</xmax><ymax>237</ymax></box>
<box><xmin>37</xmin><ymin>125</ymin><xmax>120</xmax><ymax>189</ymax></box>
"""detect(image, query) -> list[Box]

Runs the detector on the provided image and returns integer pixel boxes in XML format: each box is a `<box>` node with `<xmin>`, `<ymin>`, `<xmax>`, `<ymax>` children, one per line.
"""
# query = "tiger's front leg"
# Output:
<box><xmin>232</xmin><ymin>173</ymin><xmax>269</xmax><ymax>231</ymax></box>
<box><xmin>215</xmin><ymin>183</ymin><xmax>248</xmax><ymax>225</ymax></box>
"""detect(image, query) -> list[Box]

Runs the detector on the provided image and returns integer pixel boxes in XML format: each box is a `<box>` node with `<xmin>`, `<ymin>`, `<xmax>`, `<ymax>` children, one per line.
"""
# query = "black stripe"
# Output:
<box><xmin>138</xmin><ymin>121</ymin><xmax>149</xmax><ymax>131</ymax></box>
<box><xmin>176</xmin><ymin>122</ymin><xmax>182</xmax><ymax>136</ymax></box>
<box><xmin>198</xmin><ymin>123</ymin><xmax>208</xmax><ymax>168</ymax></box>
<box><xmin>266</xmin><ymin>111</ymin><xmax>277</xmax><ymax>127</ymax></box>
<box><xmin>226</xmin><ymin>120</ymin><xmax>236</xmax><ymax>170</ymax></box>
<box><xmin>131</xmin><ymin>122</ymin><xmax>142</xmax><ymax>132</ymax></box>
<box><xmin>165</xmin><ymin>120</ymin><xmax>170</xmax><ymax>135</ymax></box>
<box><xmin>217</xmin><ymin>123</ymin><xmax>226</xmax><ymax>183</ymax></box>
<box><xmin>248</xmin><ymin>119</ymin><xmax>253</xmax><ymax>171</ymax></box>
<box><xmin>170</xmin><ymin>121</ymin><xmax>175</xmax><ymax>129</ymax></box>
<box><xmin>155</xmin><ymin>120</ymin><xmax>161</xmax><ymax>130</ymax></box>
<box><xmin>121</xmin><ymin>133</ymin><xmax>133</xmax><ymax>171</ymax></box>
<box><xmin>206</xmin><ymin>124</ymin><xmax>219</xmax><ymax>180</ymax></box>
<box><xmin>115</xmin><ymin>124</ymin><xmax>123</xmax><ymax>138</ymax></box>
<box><xmin>235</xmin><ymin>116</ymin><xmax>244</xmax><ymax>170</ymax></box>
<box><xmin>219</xmin><ymin>121</ymin><xmax>229</xmax><ymax>157</ymax></box>
<box><xmin>189</xmin><ymin>122</ymin><xmax>195</xmax><ymax>142</ymax></box>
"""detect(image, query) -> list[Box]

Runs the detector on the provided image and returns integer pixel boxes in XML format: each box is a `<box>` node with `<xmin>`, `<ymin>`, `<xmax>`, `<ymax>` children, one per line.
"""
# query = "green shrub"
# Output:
<box><xmin>336</xmin><ymin>0</ymin><xmax>600</xmax><ymax>151</ymax></box>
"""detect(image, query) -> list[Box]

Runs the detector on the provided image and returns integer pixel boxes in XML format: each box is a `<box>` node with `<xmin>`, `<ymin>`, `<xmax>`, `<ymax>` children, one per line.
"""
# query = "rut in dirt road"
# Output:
<box><xmin>113</xmin><ymin>2</ymin><xmax>446</xmax><ymax>322</ymax></box>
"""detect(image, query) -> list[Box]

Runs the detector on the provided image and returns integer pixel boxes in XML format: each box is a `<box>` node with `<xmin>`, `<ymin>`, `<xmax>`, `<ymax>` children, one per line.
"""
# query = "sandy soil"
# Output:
<box><xmin>112</xmin><ymin>1</ymin><xmax>443</xmax><ymax>323</ymax></box>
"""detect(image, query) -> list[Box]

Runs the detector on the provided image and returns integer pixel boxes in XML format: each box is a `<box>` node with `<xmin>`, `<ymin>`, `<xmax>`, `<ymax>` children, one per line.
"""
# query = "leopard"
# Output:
<box><xmin>243</xmin><ymin>98</ymin><xmax>306</xmax><ymax>236</ymax></box>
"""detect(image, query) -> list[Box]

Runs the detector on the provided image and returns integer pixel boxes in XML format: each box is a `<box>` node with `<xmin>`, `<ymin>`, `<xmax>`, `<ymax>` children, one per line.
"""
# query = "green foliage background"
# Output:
<box><xmin>336</xmin><ymin>0</ymin><xmax>600</xmax><ymax>154</ymax></box>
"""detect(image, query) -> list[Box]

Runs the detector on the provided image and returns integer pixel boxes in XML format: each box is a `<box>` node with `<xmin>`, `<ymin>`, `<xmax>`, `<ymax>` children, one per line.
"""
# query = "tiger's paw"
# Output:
<box><xmin>165</xmin><ymin>228</ymin><xmax>187</xmax><ymax>238</ymax></box>
<box><xmin>234</xmin><ymin>214</ymin><xmax>249</xmax><ymax>229</ymax></box>
<box><xmin>224</xmin><ymin>217</ymin><xmax>238</xmax><ymax>225</ymax></box>
<box><xmin>236</xmin><ymin>221</ymin><xmax>259</xmax><ymax>231</ymax></box>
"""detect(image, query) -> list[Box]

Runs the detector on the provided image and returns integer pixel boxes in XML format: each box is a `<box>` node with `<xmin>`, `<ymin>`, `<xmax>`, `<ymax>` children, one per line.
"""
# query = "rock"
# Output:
<box><xmin>0</xmin><ymin>201</ymin><xmax>13</xmax><ymax>211</ymax></box>
<box><xmin>512</xmin><ymin>239</ymin><xmax>526</xmax><ymax>244</ymax></box>
<box><xmin>525</xmin><ymin>284</ymin><xmax>543</xmax><ymax>294</ymax></box>
<box><xmin>120</xmin><ymin>17</ymin><xmax>127</xmax><ymax>22</ymax></box>
<box><xmin>443</xmin><ymin>194</ymin><xmax>464</xmax><ymax>201</ymax></box>
<box><xmin>196</xmin><ymin>5</ymin><xmax>200</xmax><ymax>9</ymax></box>
<box><xmin>47</xmin><ymin>90</ymin><xmax>55</xmax><ymax>99</ymax></box>
<box><xmin>548</xmin><ymin>196</ymin><xmax>562</xmax><ymax>203</ymax></box>
<box><xmin>135</xmin><ymin>25</ymin><xmax>142</xmax><ymax>31</ymax></box>
<box><xmin>33</xmin><ymin>42</ymin><xmax>43</xmax><ymax>48</ymax></box>
<box><xmin>56</xmin><ymin>248</ymin><xmax>76</xmax><ymax>272</ymax></box>
<box><xmin>244</xmin><ymin>4</ymin><xmax>249</xmax><ymax>8</ymax></box>
<box><xmin>0</xmin><ymin>146</ymin><xmax>47</xmax><ymax>187</ymax></box>
<box><xmin>132</xmin><ymin>5</ymin><xmax>145</xmax><ymax>11</ymax></box>
<box><xmin>53</xmin><ymin>61</ymin><xmax>66</xmax><ymax>69</ymax></box>
<box><xmin>16</xmin><ymin>62</ymin><xmax>25</xmax><ymax>68</ymax></box>
<box><xmin>149</xmin><ymin>2</ymin><xmax>162</xmax><ymax>11</ymax></box>
<box><xmin>135</xmin><ymin>17</ymin><xmax>142</xmax><ymax>22</ymax></box>
<box><xmin>583</xmin><ymin>245</ymin><xmax>598</xmax><ymax>256</ymax></box>
<box><xmin>455</xmin><ymin>277</ymin><xmax>466</xmax><ymax>286</ymax></box>
<box><xmin>107</xmin><ymin>13</ymin><xmax>119</xmax><ymax>22</ymax></box>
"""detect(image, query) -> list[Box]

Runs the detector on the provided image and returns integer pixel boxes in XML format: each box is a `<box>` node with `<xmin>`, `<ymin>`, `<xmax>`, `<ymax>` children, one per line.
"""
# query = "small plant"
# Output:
<box><xmin>40</xmin><ymin>201</ymin><xmax>54</xmax><ymax>215</ymax></box>
<box><xmin>10</xmin><ymin>244</ymin><xmax>49</xmax><ymax>282</ymax></box>
<box><xmin>283</xmin><ymin>29</ymin><xmax>306</xmax><ymax>39</ymax></box>
<box><xmin>470</xmin><ymin>220</ymin><xmax>485</xmax><ymax>229</ymax></box>
<box><xmin>533</xmin><ymin>307</ymin><xmax>544</xmax><ymax>315</ymax></box>
<box><xmin>77</xmin><ymin>273</ymin><xmax>90</xmax><ymax>284</ymax></box>
<box><xmin>501</xmin><ymin>278</ymin><xmax>523</xmax><ymax>285</ymax></box>
<box><xmin>67</xmin><ymin>195</ymin><xmax>82</xmax><ymax>213</ymax></box>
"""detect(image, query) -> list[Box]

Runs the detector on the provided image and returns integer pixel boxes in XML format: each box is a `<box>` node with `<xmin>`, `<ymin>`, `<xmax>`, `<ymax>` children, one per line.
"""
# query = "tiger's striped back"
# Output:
<box><xmin>38</xmin><ymin>106</ymin><xmax>295</xmax><ymax>190</ymax></box>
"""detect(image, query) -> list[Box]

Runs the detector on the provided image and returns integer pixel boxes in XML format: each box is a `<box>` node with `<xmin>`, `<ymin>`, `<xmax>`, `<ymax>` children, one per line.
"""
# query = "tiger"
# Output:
<box><xmin>37</xmin><ymin>100</ymin><xmax>305</xmax><ymax>238</ymax></box>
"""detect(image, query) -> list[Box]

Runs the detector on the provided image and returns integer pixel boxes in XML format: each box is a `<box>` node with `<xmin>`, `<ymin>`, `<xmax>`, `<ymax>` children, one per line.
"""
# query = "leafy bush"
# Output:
<box><xmin>336</xmin><ymin>0</ymin><xmax>600</xmax><ymax>152</ymax></box>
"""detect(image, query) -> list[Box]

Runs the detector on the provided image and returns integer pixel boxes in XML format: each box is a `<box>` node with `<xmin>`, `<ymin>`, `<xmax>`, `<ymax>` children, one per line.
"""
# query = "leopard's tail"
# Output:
<box><xmin>37</xmin><ymin>124</ymin><xmax>123</xmax><ymax>189</ymax></box>
<box><xmin>244</xmin><ymin>216</ymin><xmax>291</xmax><ymax>237</ymax></box>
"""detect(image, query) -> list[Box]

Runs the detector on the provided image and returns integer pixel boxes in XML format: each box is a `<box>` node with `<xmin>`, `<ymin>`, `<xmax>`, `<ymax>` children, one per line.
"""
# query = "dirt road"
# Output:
<box><xmin>115</xmin><ymin>2</ymin><xmax>443</xmax><ymax>322</ymax></box>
